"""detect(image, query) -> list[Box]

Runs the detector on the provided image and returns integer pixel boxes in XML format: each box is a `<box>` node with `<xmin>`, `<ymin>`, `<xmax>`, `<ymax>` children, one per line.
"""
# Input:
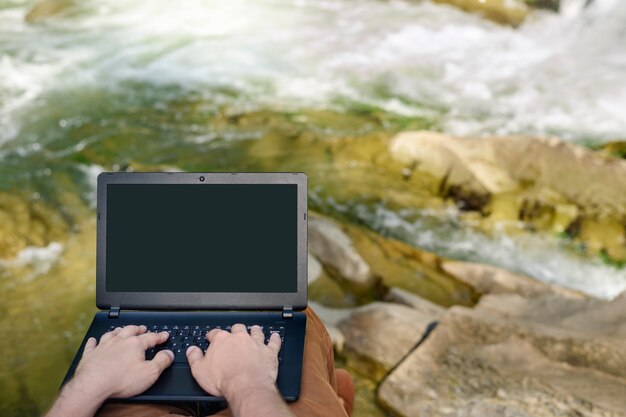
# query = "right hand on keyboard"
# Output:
<box><xmin>186</xmin><ymin>324</ymin><xmax>282</xmax><ymax>399</ymax></box>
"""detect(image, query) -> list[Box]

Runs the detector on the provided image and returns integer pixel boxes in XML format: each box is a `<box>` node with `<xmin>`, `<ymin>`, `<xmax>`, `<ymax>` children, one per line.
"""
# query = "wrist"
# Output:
<box><xmin>221</xmin><ymin>376</ymin><xmax>277</xmax><ymax>401</ymax></box>
<box><xmin>45</xmin><ymin>377</ymin><xmax>109</xmax><ymax>417</ymax></box>
<box><xmin>65</xmin><ymin>374</ymin><xmax>111</xmax><ymax>405</ymax></box>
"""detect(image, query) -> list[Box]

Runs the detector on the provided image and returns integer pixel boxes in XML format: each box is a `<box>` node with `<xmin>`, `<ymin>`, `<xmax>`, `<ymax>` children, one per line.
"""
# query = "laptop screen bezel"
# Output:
<box><xmin>96</xmin><ymin>172</ymin><xmax>307</xmax><ymax>311</ymax></box>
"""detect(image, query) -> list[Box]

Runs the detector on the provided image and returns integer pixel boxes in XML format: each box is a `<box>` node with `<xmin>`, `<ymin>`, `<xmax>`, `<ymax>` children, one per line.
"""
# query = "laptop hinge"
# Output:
<box><xmin>109</xmin><ymin>306</ymin><xmax>120</xmax><ymax>319</ymax></box>
<box><xmin>282</xmin><ymin>307</ymin><xmax>293</xmax><ymax>319</ymax></box>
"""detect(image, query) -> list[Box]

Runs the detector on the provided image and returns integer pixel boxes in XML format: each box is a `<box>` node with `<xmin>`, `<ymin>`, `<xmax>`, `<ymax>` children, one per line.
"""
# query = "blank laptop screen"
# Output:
<box><xmin>105</xmin><ymin>183</ymin><xmax>298</xmax><ymax>293</ymax></box>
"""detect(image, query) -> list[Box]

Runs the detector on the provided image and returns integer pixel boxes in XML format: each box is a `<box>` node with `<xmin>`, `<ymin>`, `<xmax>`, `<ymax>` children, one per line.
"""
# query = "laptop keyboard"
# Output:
<box><xmin>107</xmin><ymin>324</ymin><xmax>286</xmax><ymax>363</ymax></box>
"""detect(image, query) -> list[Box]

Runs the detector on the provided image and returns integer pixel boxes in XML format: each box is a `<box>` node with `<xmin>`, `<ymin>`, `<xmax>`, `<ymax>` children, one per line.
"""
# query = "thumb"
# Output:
<box><xmin>186</xmin><ymin>346</ymin><xmax>204</xmax><ymax>369</ymax></box>
<box><xmin>151</xmin><ymin>350</ymin><xmax>174</xmax><ymax>374</ymax></box>
<box><xmin>83</xmin><ymin>337</ymin><xmax>97</xmax><ymax>354</ymax></box>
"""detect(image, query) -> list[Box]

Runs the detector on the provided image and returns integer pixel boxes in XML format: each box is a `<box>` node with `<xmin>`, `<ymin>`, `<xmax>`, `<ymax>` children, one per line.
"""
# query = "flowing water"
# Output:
<box><xmin>1</xmin><ymin>0</ymin><xmax>626</xmax><ymax>415</ymax></box>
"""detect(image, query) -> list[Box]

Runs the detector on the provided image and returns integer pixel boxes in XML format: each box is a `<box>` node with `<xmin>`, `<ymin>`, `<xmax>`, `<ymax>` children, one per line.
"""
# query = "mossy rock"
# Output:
<box><xmin>310</xmin><ymin>212</ymin><xmax>479</xmax><ymax>308</ymax></box>
<box><xmin>0</xmin><ymin>192</ymin><xmax>69</xmax><ymax>259</ymax></box>
<box><xmin>342</xmin><ymin>221</ymin><xmax>479</xmax><ymax>307</ymax></box>
<box><xmin>308</xmin><ymin>271</ymin><xmax>358</xmax><ymax>308</ymax></box>
<box><xmin>524</xmin><ymin>0</ymin><xmax>560</xmax><ymax>11</ymax></box>
<box><xmin>391</xmin><ymin>132</ymin><xmax>626</xmax><ymax>263</ymax></box>
<box><xmin>433</xmin><ymin>0</ymin><xmax>529</xmax><ymax>27</ymax></box>
<box><xmin>25</xmin><ymin>0</ymin><xmax>76</xmax><ymax>23</ymax></box>
<box><xmin>597</xmin><ymin>141</ymin><xmax>626</xmax><ymax>160</ymax></box>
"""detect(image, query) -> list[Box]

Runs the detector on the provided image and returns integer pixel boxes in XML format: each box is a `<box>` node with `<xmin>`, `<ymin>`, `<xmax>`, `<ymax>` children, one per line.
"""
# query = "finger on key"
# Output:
<box><xmin>138</xmin><ymin>331</ymin><xmax>170</xmax><ymax>349</ymax></box>
<box><xmin>207</xmin><ymin>328</ymin><xmax>227</xmax><ymax>342</ymax></box>
<box><xmin>100</xmin><ymin>327</ymin><xmax>121</xmax><ymax>343</ymax></box>
<box><xmin>119</xmin><ymin>325</ymin><xmax>147</xmax><ymax>337</ymax></box>
<box><xmin>250</xmin><ymin>325</ymin><xmax>264</xmax><ymax>344</ymax></box>
<box><xmin>186</xmin><ymin>345</ymin><xmax>204</xmax><ymax>368</ymax></box>
<box><xmin>231</xmin><ymin>323</ymin><xmax>247</xmax><ymax>334</ymax></box>
<box><xmin>267</xmin><ymin>332</ymin><xmax>281</xmax><ymax>356</ymax></box>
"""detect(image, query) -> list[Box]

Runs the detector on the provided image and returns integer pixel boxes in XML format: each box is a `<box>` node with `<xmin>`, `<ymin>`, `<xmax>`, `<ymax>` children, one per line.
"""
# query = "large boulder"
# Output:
<box><xmin>390</xmin><ymin>131</ymin><xmax>626</xmax><ymax>261</ymax></box>
<box><xmin>336</xmin><ymin>302</ymin><xmax>440</xmax><ymax>381</ymax></box>
<box><xmin>308</xmin><ymin>217</ymin><xmax>378</xmax><ymax>291</ymax></box>
<box><xmin>377</xmin><ymin>293</ymin><xmax>626</xmax><ymax>417</ymax></box>
<box><xmin>390</xmin><ymin>132</ymin><xmax>626</xmax><ymax>218</ymax></box>
<box><xmin>308</xmin><ymin>214</ymin><xmax>479</xmax><ymax>306</ymax></box>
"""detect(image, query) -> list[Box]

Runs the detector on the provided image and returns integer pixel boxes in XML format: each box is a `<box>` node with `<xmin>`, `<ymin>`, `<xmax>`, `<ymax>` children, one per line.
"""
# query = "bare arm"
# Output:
<box><xmin>44</xmin><ymin>325</ymin><xmax>173</xmax><ymax>417</ymax></box>
<box><xmin>186</xmin><ymin>324</ymin><xmax>294</xmax><ymax>417</ymax></box>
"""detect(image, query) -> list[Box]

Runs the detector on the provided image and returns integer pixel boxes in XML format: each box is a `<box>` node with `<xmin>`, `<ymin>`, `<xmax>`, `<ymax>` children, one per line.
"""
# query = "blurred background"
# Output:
<box><xmin>1</xmin><ymin>0</ymin><xmax>625</xmax><ymax>416</ymax></box>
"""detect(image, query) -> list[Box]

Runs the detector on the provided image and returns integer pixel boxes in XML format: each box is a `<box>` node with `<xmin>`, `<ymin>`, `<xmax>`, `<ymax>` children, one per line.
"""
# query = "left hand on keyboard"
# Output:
<box><xmin>73</xmin><ymin>325</ymin><xmax>174</xmax><ymax>399</ymax></box>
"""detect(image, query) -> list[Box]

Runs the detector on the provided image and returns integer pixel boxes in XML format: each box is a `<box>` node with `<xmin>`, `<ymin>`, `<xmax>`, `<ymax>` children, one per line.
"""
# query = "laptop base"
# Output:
<box><xmin>62</xmin><ymin>310</ymin><xmax>306</xmax><ymax>402</ymax></box>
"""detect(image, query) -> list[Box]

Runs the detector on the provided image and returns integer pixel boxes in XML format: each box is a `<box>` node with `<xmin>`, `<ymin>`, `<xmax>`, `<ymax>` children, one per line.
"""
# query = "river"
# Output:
<box><xmin>1</xmin><ymin>0</ymin><xmax>625</xmax><ymax>415</ymax></box>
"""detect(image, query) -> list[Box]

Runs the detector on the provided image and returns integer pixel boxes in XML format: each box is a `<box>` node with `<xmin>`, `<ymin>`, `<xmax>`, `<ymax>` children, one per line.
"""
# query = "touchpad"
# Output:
<box><xmin>144</xmin><ymin>365</ymin><xmax>212</xmax><ymax>397</ymax></box>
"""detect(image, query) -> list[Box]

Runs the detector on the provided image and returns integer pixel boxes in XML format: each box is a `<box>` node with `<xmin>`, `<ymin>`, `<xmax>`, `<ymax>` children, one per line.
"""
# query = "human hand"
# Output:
<box><xmin>186</xmin><ymin>324</ymin><xmax>282</xmax><ymax>399</ymax></box>
<box><xmin>72</xmin><ymin>325</ymin><xmax>174</xmax><ymax>399</ymax></box>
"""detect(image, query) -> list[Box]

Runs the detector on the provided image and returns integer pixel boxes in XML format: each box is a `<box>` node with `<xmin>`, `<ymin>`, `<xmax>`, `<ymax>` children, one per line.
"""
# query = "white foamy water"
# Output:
<box><xmin>1</xmin><ymin>0</ymin><xmax>626</xmax><ymax>145</ymax></box>
<box><xmin>0</xmin><ymin>242</ymin><xmax>64</xmax><ymax>283</ymax></box>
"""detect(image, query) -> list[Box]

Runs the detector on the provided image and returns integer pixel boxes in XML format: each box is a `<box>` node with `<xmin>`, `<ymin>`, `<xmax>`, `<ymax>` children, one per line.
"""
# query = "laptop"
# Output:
<box><xmin>62</xmin><ymin>172</ymin><xmax>308</xmax><ymax>402</ymax></box>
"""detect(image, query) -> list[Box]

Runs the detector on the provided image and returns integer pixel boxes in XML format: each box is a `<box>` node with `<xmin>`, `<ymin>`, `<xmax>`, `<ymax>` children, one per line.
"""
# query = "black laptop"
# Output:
<box><xmin>62</xmin><ymin>172</ymin><xmax>308</xmax><ymax>402</ymax></box>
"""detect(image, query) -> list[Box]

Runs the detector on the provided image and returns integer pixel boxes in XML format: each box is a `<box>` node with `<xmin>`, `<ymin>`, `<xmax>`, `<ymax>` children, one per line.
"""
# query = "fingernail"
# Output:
<box><xmin>186</xmin><ymin>346</ymin><xmax>197</xmax><ymax>355</ymax></box>
<box><xmin>164</xmin><ymin>350</ymin><xmax>174</xmax><ymax>360</ymax></box>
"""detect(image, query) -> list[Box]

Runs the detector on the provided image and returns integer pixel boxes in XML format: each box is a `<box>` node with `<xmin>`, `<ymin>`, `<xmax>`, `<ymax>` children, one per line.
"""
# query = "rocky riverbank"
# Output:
<box><xmin>390</xmin><ymin>131</ymin><xmax>626</xmax><ymax>264</ymax></box>
<box><xmin>2</xmin><ymin>127</ymin><xmax>624</xmax><ymax>416</ymax></box>
<box><xmin>308</xmin><ymin>213</ymin><xmax>626</xmax><ymax>417</ymax></box>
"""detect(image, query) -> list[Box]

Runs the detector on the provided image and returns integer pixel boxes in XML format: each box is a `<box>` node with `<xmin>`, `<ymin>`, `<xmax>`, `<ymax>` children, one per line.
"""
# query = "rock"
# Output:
<box><xmin>308</xmin><ymin>301</ymin><xmax>353</xmax><ymax>354</ymax></box>
<box><xmin>308</xmin><ymin>217</ymin><xmax>377</xmax><ymax>291</ymax></box>
<box><xmin>308</xmin><ymin>271</ymin><xmax>354</xmax><ymax>308</ymax></box>
<box><xmin>25</xmin><ymin>0</ymin><xmax>75</xmax><ymax>23</ymax></box>
<box><xmin>598</xmin><ymin>140</ymin><xmax>626</xmax><ymax>159</ymax></box>
<box><xmin>477</xmin><ymin>292</ymin><xmax>626</xmax><ymax>337</ymax></box>
<box><xmin>310</xmin><ymin>300</ymin><xmax>440</xmax><ymax>380</ymax></box>
<box><xmin>337</xmin><ymin>215</ymin><xmax>479</xmax><ymax>307</ymax></box>
<box><xmin>440</xmin><ymin>261</ymin><xmax>586</xmax><ymax>299</ymax></box>
<box><xmin>0</xmin><ymin>192</ymin><xmax>69</xmax><ymax>259</ymax></box>
<box><xmin>337</xmin><ymin>302</ymin><xmax>438</xmax><ymax>381</ymax></box>
<box><xmin>307</xmin><ymin>252</ymin><xmax>322</xmax><ymax>285</ymax></box>
<box><xmin>390</xmin><ymin>131</ymin><xmax>626</xmax><ymax>261</ymax></box>
<box><xmin>433</xmin><ymin>0</ymin><xmax>529</xmax><ymax>26</ymax></box>
<box><xmin>390</xmin><ymin>132</ymin><xmax>626</xmax><ymax>218</ymax></box>
<box><xmin>384</xmin><ymin>287</ymin><xmax>446</xmax><ymax>318</ymax></box>
<box><xmin>524</xmin><ymin>0</ymin><xmax>560</xmax><ymax>12</ymax></box>
<box><xmin>306</xmin><ymin>212</ymin><xmax>481</xmax><ymax>309</ymax></box>
<box><xmin>308</xmin><ymin>301</ymin><xmax>354</xmax><ymax>327</ymax></box>
<box><xmin>325</xmin><ymin>324</ymin><xmax>346</xmax><ymax>354</ymax></box>
<box><xmin>378</xmin><ymin>293</ymin><xmax>626</xmax><ymax>417</ymax></box>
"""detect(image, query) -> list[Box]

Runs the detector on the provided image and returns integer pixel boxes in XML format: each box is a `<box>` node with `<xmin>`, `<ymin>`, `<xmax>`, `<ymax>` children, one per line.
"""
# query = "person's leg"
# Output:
<box><xmin>213</xmin><ymin>307</ymin><xmax>351</xmax><ymax>417</ymax></box>
<box><xmin>95</xmin><ymin>402</ymin><xmax>197</xmax><ymax>417</ymax></box>
<box><xmin>335</xmin><ymin>369</ymin><xmax>355</xmax><ymax>417</ymax></box>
